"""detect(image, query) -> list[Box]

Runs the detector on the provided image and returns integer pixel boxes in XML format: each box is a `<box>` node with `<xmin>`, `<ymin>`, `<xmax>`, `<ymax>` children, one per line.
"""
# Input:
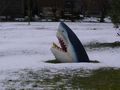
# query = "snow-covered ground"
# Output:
<box><xmin>0</xmin><ymin>22</ymin><xmax>120</xmax><ymax>89</ymax></box>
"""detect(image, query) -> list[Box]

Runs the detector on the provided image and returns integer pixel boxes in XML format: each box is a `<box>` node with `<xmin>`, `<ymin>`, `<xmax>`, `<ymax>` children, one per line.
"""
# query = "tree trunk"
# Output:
<box><xmin>28</xmin><ymin>0</ymin><xmax>31</xmax><ymax>25</ymax></box>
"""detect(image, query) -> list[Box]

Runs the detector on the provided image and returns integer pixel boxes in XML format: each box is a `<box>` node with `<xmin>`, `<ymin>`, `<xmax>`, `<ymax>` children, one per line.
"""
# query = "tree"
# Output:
<box><xmin>110</xmin><ymin>0</ymin><xmax>120</xmax><ymax>28</ymax></box>
<box><xmin>98</xmin><ymin>0</ymin><xmax>110</xmax><ymax>22</ymax></box>
<box><xmin>27</xmin><ymin>0</ymin><xmax>32</xmax><ymax>25</ymax></box>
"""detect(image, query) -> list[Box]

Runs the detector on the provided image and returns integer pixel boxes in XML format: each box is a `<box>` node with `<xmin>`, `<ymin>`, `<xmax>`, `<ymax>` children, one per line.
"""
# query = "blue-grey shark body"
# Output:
<box><xmin>51</xmin><ymin>22</ymin><xmax>90</xmax><ymax>63</ymax></box>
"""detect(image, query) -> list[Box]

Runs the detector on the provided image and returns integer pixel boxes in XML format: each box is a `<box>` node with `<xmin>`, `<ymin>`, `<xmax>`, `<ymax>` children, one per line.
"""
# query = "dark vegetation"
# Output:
<box><xmin>0</xmin><ymin>0</ymin><xmax>120</xmax><ymax>28</ymax></box>
<box><xmin>110</xmin><ymin>0</ymin><xmax>120</xmax><ymax>28</ymax></box>
<box><xmin>0</xmin><ymin>0</ymin><xmax>114</xmax><ymax>22</ymax></box>
<box><xmin>71</xmin><ymin>68</ymin><xmax>120</xmax><ymax>90</ymax></box>
<box><xmin>85</xmin><ymin>41</ymin><xmax>120</xmax><ymax>49</ymax></box>
<box><xmin>2</xmin><ymin>68</ymin><xmax>120</xmax><ymax>90</ymax></box>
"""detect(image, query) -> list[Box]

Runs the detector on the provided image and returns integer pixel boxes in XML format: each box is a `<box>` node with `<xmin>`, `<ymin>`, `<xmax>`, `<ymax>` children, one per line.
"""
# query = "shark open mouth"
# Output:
<box><xmin>51</xmin><ymin>22</ymin><xmax>90</xmax><ymax>63</ymax></box>
<box><xmin>52</xmin><ymin>37</ymin><xmax>67</xmax><ymax>52</ymax></box>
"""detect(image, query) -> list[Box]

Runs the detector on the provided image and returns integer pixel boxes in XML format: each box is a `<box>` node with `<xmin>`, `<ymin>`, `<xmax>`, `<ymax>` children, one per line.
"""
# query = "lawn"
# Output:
<box><xmin>2</xmin><ymin>68</ymin><xmax>120</xmax><ymax>90</ymax></box>
<box><xmin>0</xmin><ymin>22</ymin><xmax>120</xmax><ymax>89</ymax></box>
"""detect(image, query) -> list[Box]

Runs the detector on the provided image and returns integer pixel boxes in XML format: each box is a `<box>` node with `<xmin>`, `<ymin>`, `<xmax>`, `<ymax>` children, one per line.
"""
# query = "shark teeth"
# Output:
<box><xmin>52</xmin><ymin>37</ymin><xmax>67</xmax><ymax>52</ymax></box>
<box><xmin>58</xmin><ymin>37</ymin><xmax>67</xmax><ymax>52</ymax></box>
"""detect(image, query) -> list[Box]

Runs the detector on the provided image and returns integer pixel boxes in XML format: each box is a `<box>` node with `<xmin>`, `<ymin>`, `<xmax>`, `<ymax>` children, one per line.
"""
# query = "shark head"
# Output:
<box><xmin>51</xmin><ymin>22</ymin><xmax>90</xmax><ymax>63</ymax></box>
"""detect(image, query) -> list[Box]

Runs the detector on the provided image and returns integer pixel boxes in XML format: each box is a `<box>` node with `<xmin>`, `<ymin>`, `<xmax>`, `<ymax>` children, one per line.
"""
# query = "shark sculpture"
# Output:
<box><xmin>51</xmin><ymin>22</ymin><xmax>90</xmax><ymax>63</ymax></box>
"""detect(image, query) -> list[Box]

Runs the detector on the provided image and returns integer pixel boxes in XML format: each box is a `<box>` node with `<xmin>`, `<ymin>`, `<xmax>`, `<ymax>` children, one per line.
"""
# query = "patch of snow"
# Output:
<box><xmin>0</xmin><ymin>22</ymin><xmax>119</xmax><ymax>70</ymax></box>
<box><xmin>0</xmin><ymin>22</ymin><xmax>120</xmax><ymax>88</ymax></box>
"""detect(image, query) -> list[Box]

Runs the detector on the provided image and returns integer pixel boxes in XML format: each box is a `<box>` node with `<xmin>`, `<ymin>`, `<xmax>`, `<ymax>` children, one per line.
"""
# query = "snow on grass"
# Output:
<box><xmin>0</xmin><ymin>22</ymin><xmax>120</xmax><ymax>71</ymax></box>
<box><xmin>0</xmin><ymin>22</ymin><xmax>120</xmax><ymax>89</ymax></box>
